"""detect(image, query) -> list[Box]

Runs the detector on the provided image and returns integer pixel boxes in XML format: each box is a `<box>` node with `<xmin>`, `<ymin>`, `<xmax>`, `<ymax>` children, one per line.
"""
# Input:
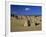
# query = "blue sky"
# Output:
<box><xmin>11</xmin><ymin>5</ymin><xmax>42</xmax><ymax>16</ymax></box>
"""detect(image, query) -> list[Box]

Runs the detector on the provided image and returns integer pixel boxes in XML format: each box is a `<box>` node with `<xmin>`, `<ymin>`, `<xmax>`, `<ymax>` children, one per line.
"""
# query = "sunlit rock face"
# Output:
<box><xmin>13</xmin><ymin>16</ymin><xmax>41</xmax><ymax>27</ymax></box>
<box><xmin>11</xmin><ymin>16</ymin><xmax>42</xmax><ymax>32</ymax></box>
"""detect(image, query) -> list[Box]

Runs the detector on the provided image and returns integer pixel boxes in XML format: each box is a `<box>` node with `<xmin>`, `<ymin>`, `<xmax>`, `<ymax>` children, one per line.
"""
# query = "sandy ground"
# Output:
<box><xmin>11</xmin><ymin>16</ymin><xmax>42</xmax><ymax>32</ymax></box>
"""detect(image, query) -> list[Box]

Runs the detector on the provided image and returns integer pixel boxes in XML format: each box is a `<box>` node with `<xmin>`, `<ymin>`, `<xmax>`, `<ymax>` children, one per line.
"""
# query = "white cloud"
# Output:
<box><xmin>25</xmin><ymin>8</ymin><xmax>30</xmax><ymax>11</ymax></box>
